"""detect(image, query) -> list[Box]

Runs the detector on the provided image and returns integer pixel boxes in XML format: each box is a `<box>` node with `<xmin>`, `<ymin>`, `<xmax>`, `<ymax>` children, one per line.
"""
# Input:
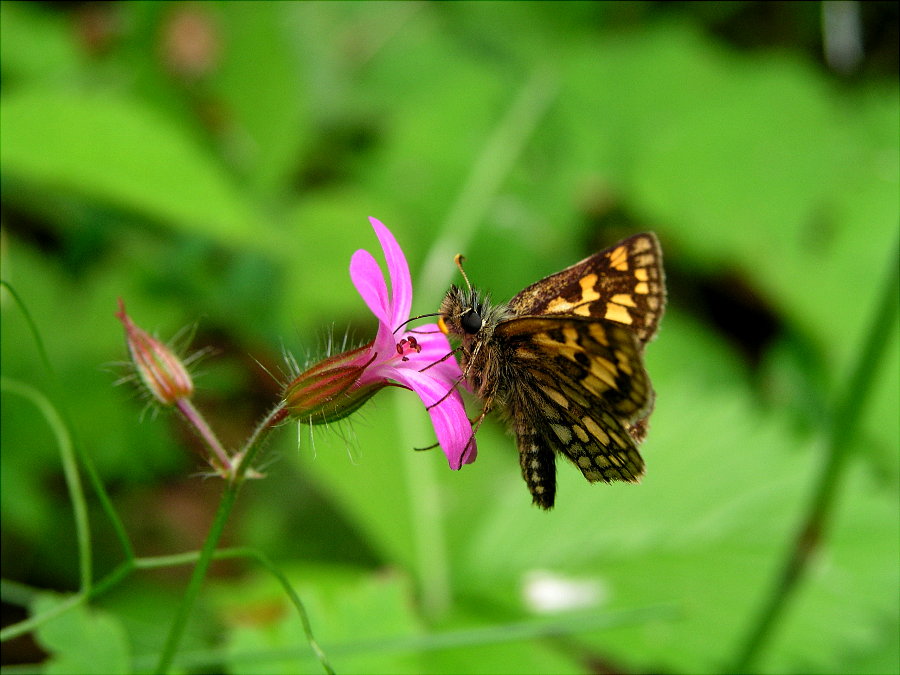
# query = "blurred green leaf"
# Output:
<box><xmin>32</xmin><ymin>594</ymin><xmax>131</xmax><ymax>675</ymax></box>
<box><xmin>0</xmin><ymin>3</ymin><xmax>83</xmax><ymax>86</ymax></box>
<box><xmin>208</xmin><ymin>3</ymin><xmax>312</xmax><ymax>200</ymax></box>
<box><xmin>213</xmin><ymin>566</ymin><xmax>424</xmax><ymax>674</ymax></box>
<box><xmin>0</xmin><ymin>90</ymin><xmax>260</xmax><ymax>248</ymax></box>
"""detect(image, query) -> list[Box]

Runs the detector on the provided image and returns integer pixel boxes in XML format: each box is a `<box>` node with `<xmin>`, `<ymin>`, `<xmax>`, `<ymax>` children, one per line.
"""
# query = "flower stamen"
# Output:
<box><xmin>396</xmin><ymin>336</ymin><xmax>423</xmax><ymax>362</ymax></box>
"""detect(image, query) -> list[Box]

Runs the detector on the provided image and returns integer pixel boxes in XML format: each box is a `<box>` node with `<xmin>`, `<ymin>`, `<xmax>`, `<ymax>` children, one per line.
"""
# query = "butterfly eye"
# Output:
<box><xmin>461</xmin><ymin>308</ymin><xmax>482</xmax><ymax>334</ymax></box>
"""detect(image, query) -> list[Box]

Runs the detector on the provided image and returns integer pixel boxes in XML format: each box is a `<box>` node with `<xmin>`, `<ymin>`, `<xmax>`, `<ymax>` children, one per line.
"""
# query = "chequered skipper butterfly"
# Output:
<box><xmin>438</xmin><ymin>233</ymin><xmax>665</xmax><ymax>509</ymax></box>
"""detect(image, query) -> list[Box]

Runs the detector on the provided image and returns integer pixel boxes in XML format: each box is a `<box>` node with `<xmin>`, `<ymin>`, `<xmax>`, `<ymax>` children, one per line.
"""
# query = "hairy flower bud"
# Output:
<box><xmin>116</xmin><ymin>299</ymin><xmax>194</xmax><ymax>406</ymax></box>
<box><xmin>282</xmin><ymin>343</ymin><xmax>388</xmax><ymax>424</ymax></box>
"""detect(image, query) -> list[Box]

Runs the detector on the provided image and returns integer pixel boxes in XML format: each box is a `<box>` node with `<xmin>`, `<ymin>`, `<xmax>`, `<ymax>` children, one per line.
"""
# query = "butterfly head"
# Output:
<box><xmin>438</xmin><ymin>284</ymin><xmax>486</xmax><ymax>339</ymax></box>
<box><xmin>438</xmin><ymin>254</ymin><xmax>512</xmax><ymax>342</ymax></box>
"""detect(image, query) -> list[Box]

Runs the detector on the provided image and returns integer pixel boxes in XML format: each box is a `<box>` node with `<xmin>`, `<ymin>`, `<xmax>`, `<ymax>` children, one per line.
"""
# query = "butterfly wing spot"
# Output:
<box><xmin>610</xmin><ymin>293</ymin><xmax>637</xmax><ymax>307</ymax></box>
<box><xmin>635</xmin><ymin>268</ymin><xmax>649</xmax><ymax>281</ymax></box>
<box><xmin>631</xmin><ymin>236</ymin><xmax>654</xmax><ymax>254</ymax></box>
<box><xmin>608</xmin><ymin>245</ymin><xmax>629</xmax><ymax>271</ymax></box>
<box><xmin>583</xmin><ymin>358</ymin><xmax>617</xmax><ymax>393</ymax></box>
<box><xmin>579</xmin><ymin>274</ymin><xmax>600</xmax><ymax>302</ymax></box>
<box><xmin>604</xmin><ymin>302</ymin><xmax>633</xmax><ymax>324</ymax></box>
<box><xmin>634</xmin><ymin>253</ymin><xmax>657</xmax><ymax>268</ymax></box>
<box><xmin>588</xmin><ymin>323</ymin><xmax>609</xmax><ymax>346</ymax></box>
<box><xmin>573</xmin><ymin>424</ymin><xmax>589</xmax><ymax>442</ymax></box>
<box><xmin>551</xmin><ymin>423</ymin><xmax>573</xmax><ymax>444</ymax></box>
<box><xmin>614</xmin><ymin>349</ymin><xmax>634</xmax><ymax>376</ymax></box>
<box><xmin>540</xmin><ymin>384</ymin><xmax>569</xmax><ymax>409</ymax></box>
<box><xmin>581</xmin><ymin>414</ymin><xmax>610</xmax><ymax>445</ymax></box>
<box><xmin>547</xmin><ymin>297</ymin><xmax>576</xmax><ymax>313</ymax></box>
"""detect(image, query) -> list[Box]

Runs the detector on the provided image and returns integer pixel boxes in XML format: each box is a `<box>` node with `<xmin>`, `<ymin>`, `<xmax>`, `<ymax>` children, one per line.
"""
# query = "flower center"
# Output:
<box><xmin>395</xmin><ymin>336</ymin><xmax>422</xmax><ymax>362</ymax></box>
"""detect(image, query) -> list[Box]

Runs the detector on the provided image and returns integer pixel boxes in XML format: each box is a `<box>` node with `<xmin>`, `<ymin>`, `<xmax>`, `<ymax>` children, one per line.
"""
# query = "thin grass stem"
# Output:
<box><xmin>731</xmin><ymin>238</ymin><xmax>900</xmax><ymax>671</ymax></box>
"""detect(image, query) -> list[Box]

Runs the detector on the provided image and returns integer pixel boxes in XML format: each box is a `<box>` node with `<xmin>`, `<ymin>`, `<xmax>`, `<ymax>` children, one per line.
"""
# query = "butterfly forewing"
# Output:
<box><xmin>509</xmin><ymin>233</ymin><xmax>665</xmax><ymax>344</ymax></box>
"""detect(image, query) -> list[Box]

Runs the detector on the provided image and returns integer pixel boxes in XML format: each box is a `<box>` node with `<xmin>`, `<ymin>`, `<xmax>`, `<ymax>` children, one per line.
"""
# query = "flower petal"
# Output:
<box><xmin>369</xmin><ymin>217</ymin><xmax>412</xmax><ymax>331</ymax></box>
<box><xmin>350</xmin><ymin>249</ymin><xmax>390</xmax><ymax>326</ymax></box>
<box><xmin>411</xmin><ymin>323</ymin><xmax>467</xmax><ymax>382</ymax></box>
<box><xmin>388</xmin><ymin>367</ymin><xmax>476</xmax><ymax>470</ymax></box>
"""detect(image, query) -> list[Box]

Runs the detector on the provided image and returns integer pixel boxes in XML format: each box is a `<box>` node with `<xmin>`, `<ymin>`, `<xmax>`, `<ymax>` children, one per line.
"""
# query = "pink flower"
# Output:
<box><xmin>283</xmin><ymin>217</ymin><xmax>476</xmax><ymax>470</ymax></box>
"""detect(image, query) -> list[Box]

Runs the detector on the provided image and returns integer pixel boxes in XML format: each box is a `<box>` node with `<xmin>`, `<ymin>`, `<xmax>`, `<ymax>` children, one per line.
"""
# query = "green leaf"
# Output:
<box><xmin>0</xmin><ymin>3</ymin><xmax>83</xmax><ymax>85</ymax></box>
<box><xmin>0</xmin><ymin>90</ymin><xmax>260</xmax><ymax>248</ymax></box>
<box><xmin>209</xmin><ymin>2</ymin><xmax>312</xmax><ymax>199</ymax></box>
<box><xmin>32</xmin><ymin>594</ymin><xmax>131</xmax><ymax>675</ymax></box>
<box><xmin>215</xmin><ymin>567</ymin><xmax>424</xmax><ymax>674</ymax></box>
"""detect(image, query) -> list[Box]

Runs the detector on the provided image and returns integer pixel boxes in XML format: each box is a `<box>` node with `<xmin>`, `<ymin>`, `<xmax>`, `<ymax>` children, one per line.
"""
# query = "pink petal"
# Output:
<box><xmin>350</xmin><ymin>249</ymin><xmax>391</xmax><ymax>326</ymax></box>
<box><xmin>388</xmin><ymin>367</ymin><xmax>476</xmax><ymax>470</ymax></box>
<box><xmin>369</xmin><ymin>217</ymin><xmax>412</xmax><ymax>331</ymax></box>
<box><xmin>413</xmin><ymin>324</ymin><xmax>455</xmax><ymax>361</ymax></box>
<box><xmin>409</xmin><ymin>324</ymin><xmax>467</xmax><ymax>383</ymax></box>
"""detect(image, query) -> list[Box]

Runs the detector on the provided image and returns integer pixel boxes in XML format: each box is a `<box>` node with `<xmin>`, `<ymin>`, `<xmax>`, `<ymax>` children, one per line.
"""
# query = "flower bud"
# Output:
<box><xmin>282</xmin><ymin>343</ymin><xmax>387</xmax><ymax>424</ymax></box>
<box><xmin>116</xmin><ymin>299</ymin><xmax>194</xmax><ymax>406</ymax></box>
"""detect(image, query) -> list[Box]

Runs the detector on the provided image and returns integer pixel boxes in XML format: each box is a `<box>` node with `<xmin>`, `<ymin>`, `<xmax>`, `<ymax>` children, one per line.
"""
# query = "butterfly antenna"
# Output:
<box><xmin>393</xmin><ymin>312</ymin><xmax>441</xmax><ymax>334</ymax></box>
<box><xmin>454</xmin><ymin>254</ymin><xmax>474</xmax><ymax>293</ymax></box>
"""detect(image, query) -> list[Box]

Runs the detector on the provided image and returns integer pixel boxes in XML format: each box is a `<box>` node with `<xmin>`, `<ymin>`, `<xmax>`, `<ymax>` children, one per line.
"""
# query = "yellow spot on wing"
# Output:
<box><xmin>588</xmin><ymin>323</ymin><xmax>608</xmax><ymax>346</ymax></box>
<box><xmin>611</xmin><ymin>293</ymin><xmax>637</xmax><ymax>307</ymax></box>
<box><xmin>605</xmin><ymin>302</ymin><xmax>633</xmax><ymax>324</ymax></box>
<box><xmin>582</xmin><ymin>415</ymin><xmax>610</xmax><ymax>445</ymax></box>
<box><xmin>634</xmin><ymin>282</ymin><xmax>649</xmax><ymax>294</ymax></box>
<box><xmin>541</xmin><ymin>385</ymin><xmax>569</xmax><ymax>409</ymax></box>
<box><xmin>635</xmin><ymin>268</ymin><xmax>649</xmax><ymax>281</ymax></box>
<box><xmin>608</xmin><ymin>245</ymin><xmax>629</xmax><ymax>271</ymax></box>
<box><xmin>547</xmin><ymin>296</ymin><xmax>576</xmax><ymax>313</ymax></box>
<box><xmin>588</xmin><ymin>356</ymin><xmax>618</xmax><ymax>390</ymax></box>
<box><xmin>579</xmin><ymin>274</ymin><xmax>600</xmax><ymax>302</ymax></box>
<box><xmin>614</xmin><ymin>350</ymin><xmax>633</xmax><ymax>376</ymax></box>
<box><xmin>632</xmin><ymin>237</ymin><xmax>652</xmax><ymax>253</ymax></box>
<box><xmin>551</xmin><ymin>423</ymin><xmax>573</xmax><ymax>444</ymax></box>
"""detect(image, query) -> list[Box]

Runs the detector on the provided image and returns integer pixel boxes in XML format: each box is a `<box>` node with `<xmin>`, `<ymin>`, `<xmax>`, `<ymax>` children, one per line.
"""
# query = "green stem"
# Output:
<box><xmin>1</xmin><ymin>281</ymin><xmax>135</xmax><ymax>562</ymax></box>
<box><xmin>177</xmin><ymin>398</ymin><xmax>232</xmax><ymax>472</ymax></box>
<box><xmin>154</xmin><ymin>485</ymin><xmax>238</xmax><ymax>674</ymax></box>
<box><xmin>141</xmin><ymin>548</ymin><xmax>333</xmax><ymax>674</ymax></box>
<box><xmin>0</xmin><ymin>379</ymin><xmax>92</xmax><ymax>592</ymax></box>
<box><xmin>731</xmin><ymin>239</ymin><xmax>899</xmax><ymax>672</ymax></box>
<box><xmin>154</xmin><ymin>404</ymin><xmax>289</xmax><ymax>674</ymax></box>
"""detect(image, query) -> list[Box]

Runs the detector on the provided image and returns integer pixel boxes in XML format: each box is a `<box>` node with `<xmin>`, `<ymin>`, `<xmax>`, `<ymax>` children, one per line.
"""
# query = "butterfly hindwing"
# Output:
<box><xmin>510</xmin><ymin>376</ymin><xmax>644</xmax><ymax>507</ymax></box>
<box><xmin>497</xmin><ymin>315</ymin><xmax>653</xmax><ymax>422</ymax></box>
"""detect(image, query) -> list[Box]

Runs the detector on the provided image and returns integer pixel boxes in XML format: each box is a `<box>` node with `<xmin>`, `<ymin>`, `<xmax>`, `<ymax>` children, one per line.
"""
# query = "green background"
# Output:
<box><xmin>1</xmin><ymin>2</ymin><xmax>897</xmax><ymax>673</ymax></box>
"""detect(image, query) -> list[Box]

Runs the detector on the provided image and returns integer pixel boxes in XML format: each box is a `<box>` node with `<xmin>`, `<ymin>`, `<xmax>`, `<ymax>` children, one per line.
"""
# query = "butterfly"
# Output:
<box><xmin>438</xmin><ymin>233</ymin><xmax>665</xmax><ymax>509</ymax></box>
